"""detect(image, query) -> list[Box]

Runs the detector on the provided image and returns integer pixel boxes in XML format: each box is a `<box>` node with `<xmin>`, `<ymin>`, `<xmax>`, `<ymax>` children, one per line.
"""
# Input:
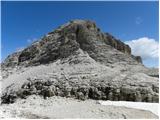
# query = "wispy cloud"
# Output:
<box><xmin>27</xmin><ymin>38</ymin><xmax>37</xmax><ymax>43</ymax></box>
<box><xmin>16</xmin><ymin>47</ymin><xmax>25</xmax><ymax>52</ymax></box>
<box><xmin>125</xmin><ymin>37</ymin><xmax>159</xmax><ymax>67</ymax></box>
<box><xmin>135</xmin><ymin>17</ymin><xmax>143</xmax><ymax>25</ymax></box>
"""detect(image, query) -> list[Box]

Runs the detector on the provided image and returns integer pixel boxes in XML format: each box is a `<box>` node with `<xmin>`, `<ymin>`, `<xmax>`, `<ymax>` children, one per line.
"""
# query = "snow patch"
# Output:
<box><xmin>98</xmin><ymin>100</ymin><xmax>159</xmax><ymax>116</ymax></box>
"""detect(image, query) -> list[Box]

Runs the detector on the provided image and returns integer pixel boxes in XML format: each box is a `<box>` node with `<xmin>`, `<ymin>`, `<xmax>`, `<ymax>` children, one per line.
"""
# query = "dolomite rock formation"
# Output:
<box><xmin>1</xmin><ymin>20</ymin><xmax>158</xmax><ymax>103</ymax></box>
<box><xmin>2</xmin><ymin>20</ymin><xmax>140</xmax><ymax>68</ymax></box>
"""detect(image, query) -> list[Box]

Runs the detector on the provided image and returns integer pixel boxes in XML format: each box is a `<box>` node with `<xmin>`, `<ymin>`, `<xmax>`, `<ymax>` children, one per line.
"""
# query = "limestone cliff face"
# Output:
<box><xmin>104</xmin><ymin>32</ymin><xmax>131</xmax><ymax>54</ymax></box>
<box><xmin>2</xmin><ymin>20</ymin><xmax>142</xmax><ymax>68</ymax></box>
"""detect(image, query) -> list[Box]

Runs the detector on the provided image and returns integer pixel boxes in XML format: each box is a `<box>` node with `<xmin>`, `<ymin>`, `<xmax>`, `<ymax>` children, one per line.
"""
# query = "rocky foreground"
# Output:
<box><xmin>0</xmin><ymin>95</ymin><xmax>158</xmax><ymax>119</ymax></box>
<box><xmin>1</xmin><ymin>20</ymin><xmax>159</xmax><ymax>104</ymax></box>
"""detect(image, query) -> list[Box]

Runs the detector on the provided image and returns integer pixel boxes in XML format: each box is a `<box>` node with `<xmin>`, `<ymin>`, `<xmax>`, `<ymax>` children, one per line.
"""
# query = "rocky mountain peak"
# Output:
<box><xmin>1</xmin><ymin>20</ymin><xmax>158</xmax><ymax>104</ymax></box>
<box><xmin>2</xmin><ymin>19</ymin><xmax>142</xmax><ymax>68</ymax></box>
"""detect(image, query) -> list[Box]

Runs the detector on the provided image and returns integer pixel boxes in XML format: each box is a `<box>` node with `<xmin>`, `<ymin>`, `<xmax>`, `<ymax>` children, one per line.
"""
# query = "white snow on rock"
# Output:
<box><xmin>98</xmin><ymin>100</ymin><xmax>159</xmax><ymax>116</ymax></box>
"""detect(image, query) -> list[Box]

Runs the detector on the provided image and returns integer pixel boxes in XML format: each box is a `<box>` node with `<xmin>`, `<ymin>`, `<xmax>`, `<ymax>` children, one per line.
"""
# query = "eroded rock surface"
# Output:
<box><xmin>1</xmin><ymin>20</ymin><xmax>141</xmax><ymax>68</ymax></box>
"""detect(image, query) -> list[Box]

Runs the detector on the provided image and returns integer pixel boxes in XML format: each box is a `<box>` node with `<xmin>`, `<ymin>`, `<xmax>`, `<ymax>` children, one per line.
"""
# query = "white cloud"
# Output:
<box><xmin>125</xmin><ymin>37</ymin><xmax>159</xmax><ymax>60</ymax></box>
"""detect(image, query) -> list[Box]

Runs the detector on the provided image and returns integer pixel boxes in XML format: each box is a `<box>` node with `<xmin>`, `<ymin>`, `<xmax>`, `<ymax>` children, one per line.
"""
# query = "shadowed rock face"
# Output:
<box><xmin>1</xmin><ymin>73</ymin><xmax>159</xmax><ymax>103</ymax></box>
<box><xmin>1</xmin><ymin>20</ymin><xmax>158</xmax><ymax>104</ymax></box>
<box><xmin>2</xmin><ymin>20</ymin><xmax>141</xmax><ymax>68</ymax></box>
<box><xmin>104</xmin><ymin>33</ymin><xmax>131</xmax><ymax>54</ymax></box>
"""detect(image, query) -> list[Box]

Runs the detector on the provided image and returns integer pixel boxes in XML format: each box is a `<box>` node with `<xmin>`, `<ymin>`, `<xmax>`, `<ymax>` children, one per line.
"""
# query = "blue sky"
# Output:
<box><xmin>1</xmin><ymin>1</ymin><xmax>159</xmax><ymax>67</ymax></box>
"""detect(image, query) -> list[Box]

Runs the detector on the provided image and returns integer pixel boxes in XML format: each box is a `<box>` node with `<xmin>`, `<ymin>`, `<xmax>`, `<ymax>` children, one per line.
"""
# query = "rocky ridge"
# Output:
<box><xmin>2</xmin><ymin>20</ymin><xmax>141</xmax><ymax>68</ymax></box>
<box><xmin>1</xmin><ymin>20</ymin><xmax>159</xmax><ymax>103</ymax></box>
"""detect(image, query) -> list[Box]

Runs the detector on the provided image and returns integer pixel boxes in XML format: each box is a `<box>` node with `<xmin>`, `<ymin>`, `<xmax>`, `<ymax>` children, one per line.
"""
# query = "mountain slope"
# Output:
<box><xmin>1</xmin><ymin>20</ymin><xmax>159</xmax><ymax>103</ymax></box>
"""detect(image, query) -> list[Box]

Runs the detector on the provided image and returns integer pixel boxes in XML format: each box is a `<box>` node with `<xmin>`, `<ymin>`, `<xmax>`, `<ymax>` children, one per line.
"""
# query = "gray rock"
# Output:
<box><xmin>1</xmin><ymin>20</ymin><xmax>142</xmax><ymax>69</ymax></box>
<box><xmin>1</xmin><ymin>20</ymin><xmax>158</xmax><ymax>103</ymax></box>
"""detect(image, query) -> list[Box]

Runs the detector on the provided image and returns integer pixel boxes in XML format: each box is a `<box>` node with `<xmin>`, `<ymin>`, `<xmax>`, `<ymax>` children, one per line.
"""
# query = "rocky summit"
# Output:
<box><xmin>1</xmin><ymin>20</ymin><xmax>159</xmax><ymax>103</ymax></box>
